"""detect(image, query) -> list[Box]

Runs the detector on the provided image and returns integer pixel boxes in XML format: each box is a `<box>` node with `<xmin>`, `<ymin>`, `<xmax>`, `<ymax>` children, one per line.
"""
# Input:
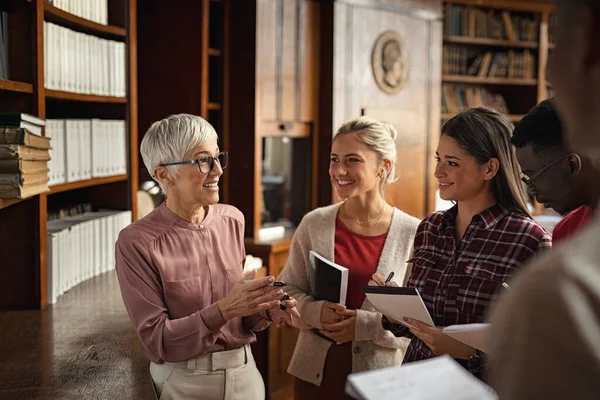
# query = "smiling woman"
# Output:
<box><xmin>114</xmin><ymin>114</ymin><xmax>300</xmax><ymax>400</ymax></box>
<box><xmin>378</xmin><ymin>107</ymin><xmax>552</xmax><ymax>379</ymax></box>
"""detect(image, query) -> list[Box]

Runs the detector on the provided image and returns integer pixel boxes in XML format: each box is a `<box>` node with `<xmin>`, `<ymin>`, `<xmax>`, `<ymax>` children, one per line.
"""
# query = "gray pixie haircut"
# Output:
<box><xmin>334</xmin><ymin>116</ymin><xmax>398</xmax><ymax>186</ymax></box>
<box><xmin>140</xmin><ymin>113</ymin><xmax>218</xmax><ymax>194</ymax></box>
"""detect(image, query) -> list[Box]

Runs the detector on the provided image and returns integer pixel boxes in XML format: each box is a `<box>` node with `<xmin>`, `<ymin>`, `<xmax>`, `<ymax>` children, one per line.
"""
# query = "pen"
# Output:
<box><xmin>243</xmin><ymin>280</ymin><xmax>287</xmax><ymax>287</ymax></box>
<box><xmin>385</xmin><ymin>271</ymin><xmax>395</xmax><ymax>284</ymax></box>
<box><xmin>502</xmin><ymin>282</ymin><xmax>510</xmax><ymax>290</ymax></box>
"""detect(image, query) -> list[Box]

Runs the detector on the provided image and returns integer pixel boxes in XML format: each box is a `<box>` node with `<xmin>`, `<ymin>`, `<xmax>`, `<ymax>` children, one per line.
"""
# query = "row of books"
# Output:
<box><xmin>46</xmin><ymin>119</ymin><xmax>127</xmax><ymax>186</ymax></box>
<box><xmin>47</xmin><ymin>209</ymin><xmax>132</xmax><ymax>305</ymax></box>
<box><xmin>442</xmin><ymin>84</ymin><xmax>509</xmax><ymax>115</ymax></box>
<box><xmin>444</xmin><ymin>46</ymin><xmax>535</xmax><ymax>79</ymax></box>
<box><xmin>445</xmin><ymin>5</ymin><xmax>539</xmax><ymax>42</ymax></box>
<box><xmin>47</xmin><ymin>0</ymin><xmax>109</xmax><ymax>26</ymax></box>
<box><xmin>0</xmin><ymin>12</ymin><xmax>8</xmax><ymax>80</ymax></box>
<box><xmin>44</xmin><ymin>22</ymin><xmax>126</xmax><ymax>97</ymax></box>
<box><xmin>0</xmin><ymin>114</ymin><xmax>50</xmax><ymax>199</ymax></box>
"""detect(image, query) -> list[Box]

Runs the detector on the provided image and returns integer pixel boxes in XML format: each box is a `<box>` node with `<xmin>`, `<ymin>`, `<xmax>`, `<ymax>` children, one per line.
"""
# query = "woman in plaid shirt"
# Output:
<box><xmin>374</xmin><ymin>108</ymin><xmax>552</xmax><ymax>378</ymax></box>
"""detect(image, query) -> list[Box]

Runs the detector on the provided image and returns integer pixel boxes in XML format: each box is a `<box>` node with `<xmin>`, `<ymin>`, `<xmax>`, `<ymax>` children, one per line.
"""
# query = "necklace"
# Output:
<box><xmin>342</xmin><ymin>201</ymin><xmax>386</xmax><ymax>226</ymax></box>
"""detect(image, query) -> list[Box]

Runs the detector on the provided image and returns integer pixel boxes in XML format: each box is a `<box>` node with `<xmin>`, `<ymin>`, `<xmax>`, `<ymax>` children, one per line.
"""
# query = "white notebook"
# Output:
<box><xmin>309</xmin><ymin>250</ymin><xmax>349</xmax><ymax>305</ymax></box>
<box><xmin>363</xmin><ymin>286</ymin><xmax>434</xmax><ymax>327</ymax></box>
<box><xmin>345</xmin><ymin>355</ymin><xmax>497</xmax><ymax>400</ymax></box>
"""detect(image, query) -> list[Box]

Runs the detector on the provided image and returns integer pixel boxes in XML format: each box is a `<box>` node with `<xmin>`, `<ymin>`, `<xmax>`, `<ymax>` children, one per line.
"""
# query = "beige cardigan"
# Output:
<box><xmin>278</xmin><ymin>203</ymin><xmax>419</xmax><ymax>386</ymax></box>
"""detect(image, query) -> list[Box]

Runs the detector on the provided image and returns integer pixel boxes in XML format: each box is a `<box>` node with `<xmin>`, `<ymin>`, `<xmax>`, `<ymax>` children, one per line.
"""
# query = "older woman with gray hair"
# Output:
<box><xmin>115</xmin><ymin>113</ymin><xmax>299</xmax><ymax>400</ymax></box>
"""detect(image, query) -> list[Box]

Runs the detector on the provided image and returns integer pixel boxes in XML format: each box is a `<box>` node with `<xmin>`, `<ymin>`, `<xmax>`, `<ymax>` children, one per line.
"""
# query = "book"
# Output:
<box><xmin>363</xmin><ymin>286</ymin><xmax>434</xmax><ymax>327</ymax></box>
<box><xmin>345</xmin><ymin>355</ymin><xmax>497</xmax><ymax>400</ymax></box>
<box><xmin>0</xmin><ymin>159</ymin><xmax>48</xmax><ymax>174</ymax></box>
<box><xmin>0</xmin><ymin>113</ymin><xmax>46</xmax><ymax>127</ymax></box>
<box><xmin>0</xmin><ymin>127</ymin><xmax>51</xmax><ymax>149</ymax></box>
<box><xmin>0</xmin><ymin>169</ymin><xmax>49</xmax><ymax>186</ymax></box>
<box><xmin>0</xmin><ymin>121</ymin><xmax>43</xmax><ymax>136</ymax></box>
<box><xmin>0</xmin><ymin>182</ymin><xmax>49</xmax><ymax>199</ymax></box>
<box><xmin>442</xmin><ymin>323</ymin><xmax>491</xmax><ymax>354</ymax></box>
<box><xmin>309</xmin><ymin>250</ymin><xmax>349</xmax><ymax>305</ymax></box>
<box><xmin>0</xmin><ymin>145</ymin><xmax>50</xmax><ymax>161</ymax></box>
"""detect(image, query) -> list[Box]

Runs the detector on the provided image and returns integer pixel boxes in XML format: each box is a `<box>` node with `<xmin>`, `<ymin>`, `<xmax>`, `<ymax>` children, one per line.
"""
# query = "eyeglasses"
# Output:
<box><xmin>159</xmin><ymin>152</ymin><xmax>228</xmax><ymax>174</ymax></box>
<box><xmin>520</xmin><ymin>153</ymin><xmax>571</xmax><ymax>187</ymax></box>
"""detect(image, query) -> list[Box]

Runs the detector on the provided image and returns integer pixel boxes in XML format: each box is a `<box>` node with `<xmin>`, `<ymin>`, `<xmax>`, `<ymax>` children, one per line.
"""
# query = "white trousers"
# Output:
<box><xmin>149</xmin><ymin>344</ymin><xmax>265</xmax><ymax>400</ymax></box>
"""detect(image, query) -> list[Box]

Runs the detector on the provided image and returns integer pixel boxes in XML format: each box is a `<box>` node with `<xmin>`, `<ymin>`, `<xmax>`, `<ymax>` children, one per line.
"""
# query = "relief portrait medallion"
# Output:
<box><xmin>372</xmin><ymin>31</ymin><xmax>409</xmax><ymax>94</ymax></box>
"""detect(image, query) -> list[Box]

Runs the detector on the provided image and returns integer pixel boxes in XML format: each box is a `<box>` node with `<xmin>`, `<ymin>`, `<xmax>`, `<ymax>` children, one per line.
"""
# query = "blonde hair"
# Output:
<box><xmin>334</xmin><ymin>116</ymin><xmax>398</xmax><ymax>187</ymax></box>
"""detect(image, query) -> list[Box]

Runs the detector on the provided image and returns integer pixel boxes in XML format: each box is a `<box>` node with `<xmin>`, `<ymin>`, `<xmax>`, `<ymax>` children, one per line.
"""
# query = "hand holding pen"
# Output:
<box><xmin>367</xmin><ymin>271</ymin><xmax>399</xmax><ymax>287</ymax></box>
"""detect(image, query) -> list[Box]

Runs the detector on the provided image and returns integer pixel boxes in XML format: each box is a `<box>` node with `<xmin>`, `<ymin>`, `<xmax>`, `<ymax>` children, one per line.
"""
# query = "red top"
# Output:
<box><xmin>334</xmin><ymin>218</ymin><xmax>387</xmax><ymax>346</ymax></box>
<box><xmin>552</xmin><ymin>205</ymin><xmax>594</xmax><ymax>245</ymax></box>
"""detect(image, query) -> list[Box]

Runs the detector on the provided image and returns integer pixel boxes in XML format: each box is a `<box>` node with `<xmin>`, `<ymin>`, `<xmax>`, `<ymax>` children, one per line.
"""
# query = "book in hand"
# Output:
<box><xmin>309</xmin><ymin>250</ymin><xmax>349</xmax><ymax>343</ymax></box>
<box><xmin>309</xmin><ymin>250</ymin><xmax>349</xmax><ymax>305</ymax></box>
<box><xmin>345</xmin><ymin>355</ymin><xmax>497</xmax><ymax>400</ymax></box>
<box><xmin>363</xmin><ymin>286</ymin><xmax>434</xmax><ymax>327</ymax></box>
<box><xmin>442</xmin><ymin>323</ymin><xmax>491</xmax><ymax>355</ymax></box>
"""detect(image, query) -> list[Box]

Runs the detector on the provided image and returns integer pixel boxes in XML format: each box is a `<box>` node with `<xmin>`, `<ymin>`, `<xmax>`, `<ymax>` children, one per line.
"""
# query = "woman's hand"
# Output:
<box><xmin>217</xmin><ymin>276</ymin><xmax>284</xmax><ymax>321</ymax></box>
<box><xmin>368</xmin><ymin>272</ymin><xmax>398</xmax><ymax>287</ymax></box>
<box><xmin>319</xmin><ymin>308</ymin><xmax>358</xmax><ymax>342</ymax></box>
<box><xmin>271</xmin><ymin>294</ymin><xmax>301</xmax><ymax>327</ymax></box>
<box><xmin>404</xmin><ymin>317</ymin><xmax>476</xmax><ymax>359</ymax></box>
<box><xmin>320</xmin><ymin>301</ymin><xmax>346</xmax><ymax>325</ymax></box>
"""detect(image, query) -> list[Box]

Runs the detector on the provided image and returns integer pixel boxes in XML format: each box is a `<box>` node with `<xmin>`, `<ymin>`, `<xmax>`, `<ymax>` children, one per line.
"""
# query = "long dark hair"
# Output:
<box><xmin>442</xmin><ymin>108</ymin><xmax>532</xmax><ymax>218</ymax></box>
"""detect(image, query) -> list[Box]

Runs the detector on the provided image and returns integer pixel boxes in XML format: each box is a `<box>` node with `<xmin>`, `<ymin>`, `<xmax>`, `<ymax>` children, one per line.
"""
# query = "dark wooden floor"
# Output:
<box><xmin>0</xmin><ymin>271</ymin><xmax>156</xmax><ymax>400</ymax></box>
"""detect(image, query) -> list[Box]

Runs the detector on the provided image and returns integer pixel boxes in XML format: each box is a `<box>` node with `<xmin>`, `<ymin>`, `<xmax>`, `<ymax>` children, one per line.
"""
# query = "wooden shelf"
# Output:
<box><xmin>208</xmin><ymin>48</ymin><xmax>222</xmax><ymax>56</ymax></box>
<box><xmin>44</xmin><ymin>3</ymin><xmax>126</xmax><ymax>40</ymax></box>
<box><xmin>45</xmin><ymin>89</ymin><xmax>127</xmax><ymax>103</ymax></box>
<box><xmin>442</xmin><ymin>75</ymin><xmax>538</xmax><ymax>86</ymax></box>
<box><xmin>0</xmin><ymin>0</ymin><xmax>31</xmax><ymax>12</ymax></box>
<box><xmin>442</xmin><ymin>112</ymin><xmax>524</xmax><ymax>122</ymax></box>
<box><xmin>49</xmin><ymin>175</ymin><xmax>128</xmax><ymax>195</ymax></box>
<box><xmin>443</xmin><ymin>35</ymin><xmax>538</xmax><ymax>49</ymax></box>
<box><xmin>207</xmin><ymin>102</ymin><xmax>221</xmax><ymax>110</ymax></box>
<box><xmin>0</xmin><ymin>197</ymin><xmax>28</xmax><ymax>211</ymax></box>
<box><xmin>0</xmin><ymin>79</ymin><xmax>33</xmax><ymax>94</ymax></box>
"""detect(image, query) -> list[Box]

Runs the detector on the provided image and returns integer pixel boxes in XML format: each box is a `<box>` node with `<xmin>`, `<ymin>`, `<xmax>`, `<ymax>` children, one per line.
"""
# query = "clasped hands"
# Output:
<box><xmin>217</xmin><ymin>270</ymin><xmax>300</xmax><ymax>327</ymax></box>
<box><xmin>318</xmin><ymin>302</ymin><xmax>357</xmax><ymax>343</ymax></box>
<box><xmin>368</xmin><ymin>272</ymin><xmax>476</xmax><ymax>359</ymax></box>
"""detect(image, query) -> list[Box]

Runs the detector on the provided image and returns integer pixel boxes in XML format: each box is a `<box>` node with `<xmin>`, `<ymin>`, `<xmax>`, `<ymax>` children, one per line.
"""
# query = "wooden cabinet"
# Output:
<box><xmin>257</xmin><ymin>0</ymin><xmax>319</xmax><ymax>135</ymax></box>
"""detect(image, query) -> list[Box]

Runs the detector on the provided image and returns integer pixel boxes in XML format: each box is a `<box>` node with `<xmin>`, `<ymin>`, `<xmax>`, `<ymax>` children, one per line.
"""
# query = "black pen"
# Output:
<box><xmin>385</xmin><ymin>271</ymin><xmax>395</xmax><ymax>284</ymax></box>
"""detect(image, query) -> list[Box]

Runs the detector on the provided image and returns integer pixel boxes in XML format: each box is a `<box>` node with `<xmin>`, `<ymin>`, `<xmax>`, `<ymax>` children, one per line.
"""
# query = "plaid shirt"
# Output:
<box><xmin>385</xmin><ymin>204</ymin><xmax>551</xmax><ymax>368</ymax></box>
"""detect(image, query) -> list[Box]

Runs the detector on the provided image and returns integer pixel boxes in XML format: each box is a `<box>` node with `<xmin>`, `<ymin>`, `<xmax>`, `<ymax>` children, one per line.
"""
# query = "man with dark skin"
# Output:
<box><xmin>511</xmin><ymin>98</ymin><xmax>598</xmax><ymax>243</ymax></box>
<box><xmin>489</xmin><ymin>1</ymin><xmax>600</xmax><ymax>398</ymax></box>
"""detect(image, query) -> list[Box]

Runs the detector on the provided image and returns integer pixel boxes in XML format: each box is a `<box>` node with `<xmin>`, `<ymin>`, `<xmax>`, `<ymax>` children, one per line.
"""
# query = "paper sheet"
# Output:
<box><xmin>345</xmin><ymin>355</ymin><xmax>497</xmax><ymax>400</ymax></box>
<box><xmin>364</xmin><ymin>286</ymin><xmax>434</xmax><ymax>327</ymax></box>
<box><xmin>443</xmin><ymin>323</ymin><xmax>491</xmax><ymax>354</ymax></box>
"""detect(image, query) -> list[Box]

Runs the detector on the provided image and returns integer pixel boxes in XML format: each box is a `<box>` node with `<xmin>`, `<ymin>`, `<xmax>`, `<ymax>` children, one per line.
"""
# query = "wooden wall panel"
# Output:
<box><xmin>256</xmin><ymin>0</ymin><xmax>278</xmax><ymax>122</ymax></box>
<box><xmin>280</xmin><ymin>0</ymin><xmax>298</xmax><ymax>121</ymax></box>
<box><xmin>332</xmin><ymin>1</ymin><xmax>442</xmax><ymax>219</ymax></box>
<box><xmin>299</xmin><ymin>1</ymin><xmax>319</xmax><ymax>122</ymax></box>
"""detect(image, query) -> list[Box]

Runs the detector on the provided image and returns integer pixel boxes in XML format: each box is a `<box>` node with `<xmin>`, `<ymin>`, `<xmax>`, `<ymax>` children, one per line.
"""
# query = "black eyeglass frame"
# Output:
<box><xmin>159</xmin><ymin>151</ymin><xmax>228</xmax><ymax>174</ymax></box>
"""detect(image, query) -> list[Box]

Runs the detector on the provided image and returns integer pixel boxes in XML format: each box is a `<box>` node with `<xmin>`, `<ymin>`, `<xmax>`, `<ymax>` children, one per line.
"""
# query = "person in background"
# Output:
<box><xmin>374</xmin><ymin>108</ymin><xmax>551</xmax><ymax>379</ymax></box>
<box><xmin>511</xmin><ymin>98</ymin><xmax>598</xmax><ymax>243</ymax></box>
<box><xmin>278</xmin><ymin>116</ymin><xmax>420</xmax><ymax>399</ymax></box>
<box><xmin>115</xmin><ymin>114</ymin><xmax>299</xmax><ymax>400</ymax></box>
<box><xmin>489</xmin><ymin>1</ymin><xmax>600</xmax><ymax>398</ymax></box>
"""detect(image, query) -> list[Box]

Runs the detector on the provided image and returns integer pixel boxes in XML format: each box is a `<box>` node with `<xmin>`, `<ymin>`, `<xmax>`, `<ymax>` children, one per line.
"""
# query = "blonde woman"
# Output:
<box><xmin>278</xmin><ymin>116</ymin><xmax>419</xmax><ymax>398</ymax></box>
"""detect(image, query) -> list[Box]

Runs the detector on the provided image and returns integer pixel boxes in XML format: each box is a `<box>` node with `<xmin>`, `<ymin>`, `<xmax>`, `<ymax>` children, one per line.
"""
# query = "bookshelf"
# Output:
<box><xmin>0</xmin><ymin>0</ymin><xmax>138</xmax><ymax>309</ymax></box>
<box><xmin>442</xmin><ymin>0</ymin><xmax>555</xmax><ymax>120</ymax></box>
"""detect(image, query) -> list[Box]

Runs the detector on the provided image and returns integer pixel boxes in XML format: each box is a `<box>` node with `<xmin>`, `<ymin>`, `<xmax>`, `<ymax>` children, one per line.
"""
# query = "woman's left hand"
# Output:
<box><xmin>272</xmin><ymin>294</ymin><xmax>300</xmax><ymax>327</ymax></box>
<box><xmin>404</xmin><ymin>317</ymin><xmax>476</xmax><ymax>359</ymax></box>
<box><xmin>319</xmin><ymin>308</ymin><xmax>357</xmax><ymax>342</ymax></box>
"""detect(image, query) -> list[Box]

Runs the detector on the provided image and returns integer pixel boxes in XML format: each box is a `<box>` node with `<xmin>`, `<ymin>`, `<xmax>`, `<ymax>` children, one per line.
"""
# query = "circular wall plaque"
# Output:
<box><xmin>371</xmin><ymin>31</ymin><xmax>409</xmax><ymax>95</ymax></box>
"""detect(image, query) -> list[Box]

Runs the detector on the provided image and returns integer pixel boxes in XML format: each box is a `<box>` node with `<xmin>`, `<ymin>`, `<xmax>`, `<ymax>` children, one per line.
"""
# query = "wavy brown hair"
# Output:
<box><xmin>442</xmin><ymin>108</ymin><xmax>532</xmax><ymax>218</ymax></box>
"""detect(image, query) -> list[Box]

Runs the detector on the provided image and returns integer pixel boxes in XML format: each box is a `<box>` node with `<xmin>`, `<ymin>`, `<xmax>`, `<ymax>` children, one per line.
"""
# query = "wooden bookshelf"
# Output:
<box><xmin>443</xmin><ymin>35</ymin><xmax>538</xmax><ymax>49</ymax></box>
<box><xmin>443</xmin><ymin>75</ymin><xmax>538</xmax><ymax>86</ymax></box>
<box><xmin>0</xmin><ymin>79</ymin><xmax>34</xmax><ymax>93</ymax></box>
<box><xmin>442</xmin><ymin>0</ymin><xmax>555</xmax><ymax>120</ymax></box>
<box><xmin>0</xmin><ymin>0</ymin><xmax>138</xmax><ymax>310</ymax></box>
<box><xmin>49</xmin><ymin>175</ymin><xmax>128</xmax><ymax>195</ymax></box>
<box><xmin>44</xmin><ymin>3</ymin><xmax>126</xmax><ymax>39</ymax></box>
<box><xmin>45</xmin><ymin>89</ymin><xmax>127</xmax><ymax>103</ymax></box>
<box><xmin>208</xmin><ymin>48</ymin><xmax>222</xmax><ymax>56</ymax></box>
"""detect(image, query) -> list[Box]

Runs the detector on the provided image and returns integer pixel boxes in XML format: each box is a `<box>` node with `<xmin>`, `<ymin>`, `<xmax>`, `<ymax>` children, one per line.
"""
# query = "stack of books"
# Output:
<box><xmin>0</xmin><ymin>113</ymin><xmax>51</xmax><ymax>199</ymax></box>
